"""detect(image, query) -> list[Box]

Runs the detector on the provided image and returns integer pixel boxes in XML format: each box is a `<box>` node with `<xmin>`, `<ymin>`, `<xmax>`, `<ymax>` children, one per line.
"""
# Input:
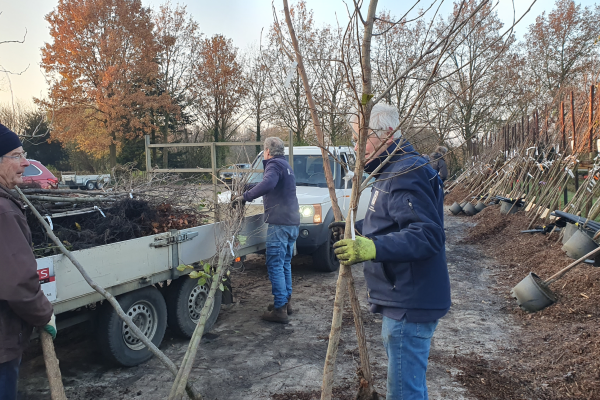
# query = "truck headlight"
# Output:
<box><xmin>299</xmin><ymin>204</ymin><xmax>322</xmax><ymax>224</ymax></box>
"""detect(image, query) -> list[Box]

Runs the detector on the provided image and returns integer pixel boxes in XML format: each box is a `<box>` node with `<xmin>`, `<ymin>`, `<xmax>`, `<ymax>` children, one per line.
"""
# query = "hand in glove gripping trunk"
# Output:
<box><xmin>232</xmin><ymin>195</ymin><xmax>246</xmax><ymax>208</ymax></box>
<box><xmin>333</xmin><ymin>236</ymin><xmax>376</xmax><ymax>266</ymax></box>
<box><xmin>44</xmin><ymin>313</ymin><xmax>57</xmax><ymax>340</ymax></box>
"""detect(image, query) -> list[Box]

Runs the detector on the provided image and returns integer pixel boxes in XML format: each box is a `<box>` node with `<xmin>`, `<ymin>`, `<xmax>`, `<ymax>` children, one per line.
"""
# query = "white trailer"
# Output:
<box><xmin>61</xmin><ymin>172</ymin><xmax>111</xmax><ymax>190</ymax></box>
<box><xmin>36</xmin><ymin>214</ymin><xmax>267</xmax><ymax>366</ymax></box>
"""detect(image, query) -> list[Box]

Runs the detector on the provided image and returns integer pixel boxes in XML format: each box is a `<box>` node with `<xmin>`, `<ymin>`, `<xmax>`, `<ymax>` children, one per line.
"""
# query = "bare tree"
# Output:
<box><xmin>245</xmin><ymin>44</ymin><xmax>273</xmax><ymax>152</ymax></box>
<box><xmin>154</xmin><ymin>1</ymin><xmax>203</xmax><ymax>167</ymax></box>
<box><xmin>438</xmin><ymin>0</ymin><xmax>516</xmax><ymax>156</ymax></box>
<box><xmin>523</xmin><ymin>0</ymin><xmax>600</xmax><ymax>104</ymax></box>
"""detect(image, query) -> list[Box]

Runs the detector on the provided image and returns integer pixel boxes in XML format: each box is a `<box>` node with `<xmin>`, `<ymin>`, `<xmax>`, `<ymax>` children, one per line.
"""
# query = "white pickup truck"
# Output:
<box><xmin>244</xmin><ymin>146</ymin><xmax>372</xmax><ymax>272</ymax></box>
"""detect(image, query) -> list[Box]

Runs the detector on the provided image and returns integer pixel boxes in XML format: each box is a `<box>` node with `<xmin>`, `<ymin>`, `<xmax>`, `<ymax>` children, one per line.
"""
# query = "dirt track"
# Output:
<box><xmin>19</xmin><ymin>210</ymin><xmax>520</xmax><ymax>400</ymax></box>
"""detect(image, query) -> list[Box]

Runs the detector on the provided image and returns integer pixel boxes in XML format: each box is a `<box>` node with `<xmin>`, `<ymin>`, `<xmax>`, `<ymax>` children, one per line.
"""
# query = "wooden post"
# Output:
<box><xmin>589</xmin><ymin>84</ymin><xmax>595</xmax><ymax>153</ymax></box>
<box><xmin>521</xmin><ymin>116</ymin><xmax>525</xmax><ymax>143</ymax></box>
<box><xmin>544</xmin><ymin>105</ymin><xmax>548</xmax><ymax>144</ymax></box>
<box><xmin>527</xmin><ymin>116</ymin><xmax>530</xmax><ymax>142</ymax></box>
<box><xmin>561</xmin><ymin>102</ymin><xmax>566</xmax><ymax>152</ymax></box>
<box><xmin>145</xmin><ymin>135</ymin><xmax>152</xmax><ymax>173</ymax></box>
<box><xmin>571</xmin><ymin>91</ymin><xmax>576</xmax><ymax>152</ymax></box>
<box><xmin>535</xmin><ymin>110</ymin><xmax>539</xmax><ymax>144</ymax></box>
<box><xmin>503</xmin><ymin>126</ymin><xmax>507</xmax><ymax>159</ymax></box>
<box><xmin>211</xmin><ymin>142</ymin><xmax>219</xmax><ymax>222</ymax></box>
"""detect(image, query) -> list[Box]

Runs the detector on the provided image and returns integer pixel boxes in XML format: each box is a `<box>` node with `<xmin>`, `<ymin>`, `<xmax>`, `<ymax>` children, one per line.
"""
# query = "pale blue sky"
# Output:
<box><xmin>0</xmin><ymin>0</ymin><xmax>596</xmax><ymax>105</ymax></box>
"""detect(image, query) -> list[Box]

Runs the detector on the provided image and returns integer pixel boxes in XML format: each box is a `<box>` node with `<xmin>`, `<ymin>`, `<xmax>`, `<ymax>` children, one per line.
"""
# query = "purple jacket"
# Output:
<box><xmin>243</xmin><ymin>156</ymin><xmax>300</xmax><ymax>226</ymax></box>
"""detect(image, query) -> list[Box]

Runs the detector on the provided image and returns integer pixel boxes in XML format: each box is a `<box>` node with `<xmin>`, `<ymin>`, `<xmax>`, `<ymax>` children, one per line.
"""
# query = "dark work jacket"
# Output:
<box><xmin>429</xmin><ymin>152</ymin><xmax>448</xmax><ymax>181</ymax></box>
<box><xmin>243</xmin><ymin>155</ymin><xmax>300</xmax><ymax>226</ymax></box>
<box><xmin>0</xmin><ymin>185</ymin><xmax>53</xmax><ymax>363</ymax></box>
<box><xmin>356</xmin><ymin>140</ymin><xmax>451</xmax><ymax>312</ymax></box>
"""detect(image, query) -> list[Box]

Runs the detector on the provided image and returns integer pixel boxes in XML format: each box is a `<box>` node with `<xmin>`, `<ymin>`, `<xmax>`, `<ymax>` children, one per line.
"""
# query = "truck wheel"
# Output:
<box><xmin>165</xmin><ymin>277</ymin><xmax>222</xmax><ymax>338</ymax></box>
<box><xmin>312</xmin><ymin>230</ymin><xmax>340</xmax><ymax>272</ymax></box>
<box><xmin>95</xmin><ymin>181</ymin><xmax>104</xmax><ymax>190</ymax></box>
<box><xmin>97</xmin><ymin>286</ymin><xmax>167</xmax><ymax>367</ymax></box>
<box><xmin>86</xmin><ymin>181</ymin><xmax>96</xmax><ymax>190</ymax></box>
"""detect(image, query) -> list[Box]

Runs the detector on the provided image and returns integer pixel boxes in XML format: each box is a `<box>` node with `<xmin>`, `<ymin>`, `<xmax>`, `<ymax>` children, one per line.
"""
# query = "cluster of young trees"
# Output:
<box><xmin>1</xmin><ymin>0</ymin><xmax>599</xmax><ymax>172</ymax></box>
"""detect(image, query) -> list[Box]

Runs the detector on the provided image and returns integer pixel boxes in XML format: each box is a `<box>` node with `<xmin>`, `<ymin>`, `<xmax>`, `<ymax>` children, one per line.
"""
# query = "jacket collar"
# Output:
<box><xmin>0</xmin><ymin>183</ymin><xmax>24</xmax><ymax>209</ymax></box>
<box><xmin>262</xmin><ymin>154</ymin><xmax>285</xmax><ymax>167</ymax></box>
<box><xmin>364</xmin><ymin>138</ymin><xmax>416</xmax><ymax>175</ymax></box>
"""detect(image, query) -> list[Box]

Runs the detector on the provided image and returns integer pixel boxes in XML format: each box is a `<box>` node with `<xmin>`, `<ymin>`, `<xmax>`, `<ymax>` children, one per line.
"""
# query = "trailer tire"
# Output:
<box><xmin>97</xmin><ymin>286</ymin><xmax>167</xmax><ymax>367</ymax></box>
<box><xmin>312</xmin><ymin>230</ymin><xmax>340</xmax><ymax>272</ymax></box>
<box><xmin>95</xmin><ymin>181</ymin><xmax>104</xmax><ymax>190</ymax></box>
<box><xmin>86</xmin><ymin>181</ymin><xmax>96</xmax><ymax>190</ymax></box>
<box><xmin>165</xmin><ymin>277</ymin><xmax>222</xmax><ymax>338</ymax></box>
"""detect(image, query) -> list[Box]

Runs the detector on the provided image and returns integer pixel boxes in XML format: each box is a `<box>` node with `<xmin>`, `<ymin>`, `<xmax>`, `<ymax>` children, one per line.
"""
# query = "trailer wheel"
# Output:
<box><xmin>95</xmin><ymin>181</ymin><xmax>104</xmax><ymax>190</ymax></box>
<box><xmin>86</xmin><ymin>181</ymin><xmax>96</xmax><ymax>190</ymax></box>
<box><xmin>312</xmin><ymin>230</ymin><xmax>340</xmax><ymax>272</ymax></box>
<box><xmin>165</xmin><ymin>277</ymin><xmax>222</xmax><ymax>338</ymax></box>
<box><xmin>97</xmin><ymin>286</ymin><xmax>167</xmax><ymax>367</ymax></box>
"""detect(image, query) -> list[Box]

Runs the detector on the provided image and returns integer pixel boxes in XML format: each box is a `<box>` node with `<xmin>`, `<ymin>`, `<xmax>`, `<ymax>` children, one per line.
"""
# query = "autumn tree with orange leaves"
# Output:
<box><xmin>194</xmin><ymin>35</ymin><xmax>246</xmax><ymax>146</ymax></box>
<box><xmin>41</xmin><ymin>0</ymin><xmax>171</xmax><ymax>167</ymax></box>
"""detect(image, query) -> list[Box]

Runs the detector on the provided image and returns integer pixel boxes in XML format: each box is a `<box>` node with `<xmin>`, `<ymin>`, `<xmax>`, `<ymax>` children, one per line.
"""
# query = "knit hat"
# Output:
<box><xmin>0</xmin><ymin>124</ymin><xmax>22</xmax><ymax>157</ymax></box>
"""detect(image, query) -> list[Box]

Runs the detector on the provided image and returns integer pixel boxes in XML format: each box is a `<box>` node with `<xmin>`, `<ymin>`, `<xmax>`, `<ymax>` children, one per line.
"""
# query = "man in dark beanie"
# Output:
<box><xmin>0</xmin><ymin>124</ymin><xmax>55</xmax><ymax>400</ymax></box>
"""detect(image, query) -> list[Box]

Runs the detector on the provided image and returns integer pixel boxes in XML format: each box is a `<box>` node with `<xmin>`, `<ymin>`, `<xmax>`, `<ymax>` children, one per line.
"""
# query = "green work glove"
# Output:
<box><xmin>333</xmin><ymin>236</ymin><xmax>376</xmax><ymax>266</ymax></box>
<box><xmin>44</xmin><ymin>313</ymin><xmax>57</xmax><ymax>340</ymax></box>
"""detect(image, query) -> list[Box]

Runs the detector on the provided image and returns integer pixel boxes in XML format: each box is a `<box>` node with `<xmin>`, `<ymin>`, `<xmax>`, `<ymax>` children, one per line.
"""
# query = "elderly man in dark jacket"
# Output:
<box><xmin>0</xmin><ymin>124</ymin><xmax>55</xmax><ymax>400</ymax></box>
<box><xmin>333</xmin><ymin>104</ymin><xmax>450</xmax><ymax>399</ymax></box>
<box><xmin>237</xmin><ymin>137</ymin><xmax>300</xmax><ymax>323</ymax></box>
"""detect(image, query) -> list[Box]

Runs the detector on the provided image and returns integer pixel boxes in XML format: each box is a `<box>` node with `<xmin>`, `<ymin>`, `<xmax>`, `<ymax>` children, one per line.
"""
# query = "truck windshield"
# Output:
<box><xmin>247</xmin><ymin>154</ymin><xmax>338</xmax><ymax>188</ymax></box>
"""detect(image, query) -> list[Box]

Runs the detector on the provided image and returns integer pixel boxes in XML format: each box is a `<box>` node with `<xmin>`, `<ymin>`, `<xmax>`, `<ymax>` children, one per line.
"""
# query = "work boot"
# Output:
<box><xmin>261</xmin><ymin>305</ymin><xmax>289</xmax><ymax>324</ymax></box>
<box><xmin>268</xmin><ymin>296</ymin><xmax>293</xmax><ymax>315</ymax></box>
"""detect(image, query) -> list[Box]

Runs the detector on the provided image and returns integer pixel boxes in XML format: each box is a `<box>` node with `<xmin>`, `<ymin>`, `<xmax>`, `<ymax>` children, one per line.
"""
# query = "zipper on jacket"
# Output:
<box><xmin>407</xmin><ymin>199</ymin><xmax>423</xmax><ymax>222</ymax></box>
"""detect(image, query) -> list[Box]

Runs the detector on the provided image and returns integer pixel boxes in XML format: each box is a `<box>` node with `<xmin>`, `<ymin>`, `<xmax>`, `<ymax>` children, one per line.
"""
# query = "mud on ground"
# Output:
<box><xmin>450</xmin><ymin>204</ymin><xmax>600</xmax><ymax>399</ymax></box>
<box><xmin>19</xmin><ymin>209</ymin><xmax>548</xmax><ymax>400</ymax></box>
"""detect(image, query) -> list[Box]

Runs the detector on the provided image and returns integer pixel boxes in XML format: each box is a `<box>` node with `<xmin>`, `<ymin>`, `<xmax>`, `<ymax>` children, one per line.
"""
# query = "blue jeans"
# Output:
<box><xmin>266</xmin><ymin>224</ymin><xmax>299</xmax><ymax>308</ymax></box>
<box><xmin>382</xmin><ymin>316</ymin><xmax>438</xmax><ymax>400</ymax></box>
<box><xmin>0</xmin><ymin>357</ymin><xmax>21</xmax><ymax>400</ymax></box>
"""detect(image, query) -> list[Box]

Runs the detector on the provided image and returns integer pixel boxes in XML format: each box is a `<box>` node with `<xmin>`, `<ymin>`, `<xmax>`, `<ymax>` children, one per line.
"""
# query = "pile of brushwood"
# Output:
<box><xmin>23</xmin><ymin>166</ymin><xmax>210</xmax><ymax>258</ymax></box>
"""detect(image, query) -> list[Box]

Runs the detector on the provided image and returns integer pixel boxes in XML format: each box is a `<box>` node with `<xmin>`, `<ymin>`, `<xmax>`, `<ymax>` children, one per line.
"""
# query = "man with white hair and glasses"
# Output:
<box><xmin>332</xmin><ymin>104</ymin><xmax>451</xmax><ymax>399</ymax></box>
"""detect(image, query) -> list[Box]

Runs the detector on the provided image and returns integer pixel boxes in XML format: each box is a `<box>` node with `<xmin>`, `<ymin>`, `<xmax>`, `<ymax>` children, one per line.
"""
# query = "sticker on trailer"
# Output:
<box><xmin>36</xmin><ymin>258</ymin><xmax>57</xmax><ymax>302</ymax></box>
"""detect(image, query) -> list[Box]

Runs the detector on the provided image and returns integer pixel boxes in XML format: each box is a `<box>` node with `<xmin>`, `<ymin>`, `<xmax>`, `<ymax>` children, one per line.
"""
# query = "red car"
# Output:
<box><xmin>20</xmin><ymin>160</ymin><xmax>59</xmax><ymax>189</ymax></box>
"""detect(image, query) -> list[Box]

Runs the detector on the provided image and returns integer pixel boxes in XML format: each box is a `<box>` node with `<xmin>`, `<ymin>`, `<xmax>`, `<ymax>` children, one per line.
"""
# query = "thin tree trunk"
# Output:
<box><xmin>109</xmin><ymin>133</ymin><xmax>117</xmax><ymax>168</ymax></box>
<box><xmin>281</xmin><ymin>1</ymin><xmax>379</xmax><ymax>399</ymax></box>
<box><xmin>16</xmin><ymin>188</ymin><xmax>201</xmax><ymax>400</ymax></box>
<box><xmin>282</xmin><ymin>0</ymin><xmax>342</xmax><ymax>222</ymax></box>
<box><xmin>168</xmin><ymin>249</ymin><xmax>231</xmax><ymax>400</ymax></box>
<box><xmin>41</xmin><ymin>331</ymin><xmax>67</xmax><ymax>400</ymax></box>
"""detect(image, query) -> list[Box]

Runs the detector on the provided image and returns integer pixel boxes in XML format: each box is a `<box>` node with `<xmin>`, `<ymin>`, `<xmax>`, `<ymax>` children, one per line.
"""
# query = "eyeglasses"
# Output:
<box><xmin>351</xmin><ymin>130</ymin><xmax>381</xmax><ymax>146</ymax></box>
<box><xmin>2</xmin><ymin>152</ymin><xmax>27</xmax><ymax>160</ymax></box>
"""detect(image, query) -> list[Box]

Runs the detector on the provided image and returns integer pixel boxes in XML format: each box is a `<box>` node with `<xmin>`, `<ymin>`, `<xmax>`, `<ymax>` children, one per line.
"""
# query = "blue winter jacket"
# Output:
<box><xmin>356</xmin><ymin>139</ymin><xmax>451</xmax><ymax>312</ymax></box>
<box><xmin>243</xmin><ymin>155</ymin><xmax>300</xmax><ymax>226</ymax></box>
